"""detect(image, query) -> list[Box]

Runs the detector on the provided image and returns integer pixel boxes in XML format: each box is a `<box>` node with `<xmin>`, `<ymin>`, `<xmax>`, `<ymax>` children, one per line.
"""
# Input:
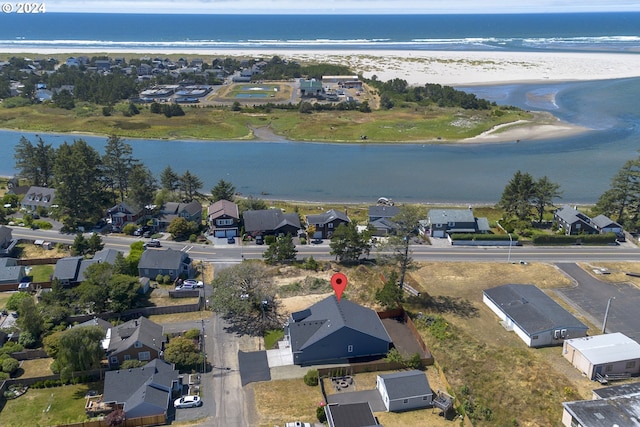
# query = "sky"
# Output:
<box><xmin>43</xmin><ymin>0</ymin><xmax>640</xmax><ymax>14</ymax></box>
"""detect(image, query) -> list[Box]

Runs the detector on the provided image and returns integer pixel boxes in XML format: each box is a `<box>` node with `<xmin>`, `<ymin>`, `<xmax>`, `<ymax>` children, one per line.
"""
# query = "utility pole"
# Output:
<box><xmin>399</xmin><ymin>236</ymin><xmax>409</xmax><ymax>291</ymax></box>
<box><xmin>602</xmin><ymin>297</ymin><xmax>615</xmax><ymax>333</ymax></box>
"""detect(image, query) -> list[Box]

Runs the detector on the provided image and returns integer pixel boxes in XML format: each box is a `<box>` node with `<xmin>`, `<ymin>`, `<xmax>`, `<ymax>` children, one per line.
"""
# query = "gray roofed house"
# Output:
<box><xmin>106</xmin><ymin>316</ymin><xmax>166</xmax><ymax>368</ymax></box>
<box><xmin>0</xmin><ymin>258</ymin><xmax>26</xmax><ymax>285</ymax></box>
<box><xmin>306</xmin><ymin>209</ymin><xmax>350</xmax><ymax>239</ymax></box>
<box><xmin>103</xmin><ymin>358</ymin><xmax>181</xmax><ymax>419</ymax></box>
<box><xmin>138</xmin><ymin>248</ymin><xmax>192</xmax><ymax>280</ymax></box>
<box><xmin>368</xmin><ymin>205</ymin><xmax>400</xmax><ymax>236</ymax></box>
<box><xmin>554</xmin><ymin>205</ymin><xmax>598</xmax><ymax>235</ymax></box>
<box><xmin>591</xmin><ymin>214</ymin><xmax>623</xmax><ymax>234</ymax></box>
<box><xmin>154</xmin><ymin>201</ymin><xmax>202</xmax><ymax>231</ymax></box>
<box><xmin>0</xmin><ymin>225</ymin><xmax>16</xmax><ymax>257</ymax></box>
<box><xmin>77</xmin><ymin>248</ymin><xmax>122</xmax><ymax>282</ymax></box>
<box><xmin>562</xmin><ymin>390</ymin><xmax>640</xmax><ymax>427</ymax></box>
<box><xmin>107</xmin><ymin>201</ymin><xmax>143</xmax><ymax>228</ymax></box>
<box><xmin>483</xmin><ymin>284</ymin><xmax>588</xmax><ymax>347</ymax></box>
<box><xmin>286</xmin><ymin>295</ymin><xmax>392</xmax><ymax>366</ymax></box>
<box><xmin>376</xmin><ymin>370</ymin><xmax>433</xmax><ymax>412</ymax></box>
<box><xmin>427</xmin><ymin>208</ymin><xmax>491</xmax><ymax>238</ymax></box>
<box><xmin>324</xmin><ymin>402</ymin><xmax>380</xmax><ymax>427</ymax></box>
<box><xmin>21</xmin><ymin>186</ymin><xmax>56</xmax><ymax>212</ymax></box>
<box><xmin>592</xmin><ymin>381</ymin><xmax>640</xmax><ymax>400</ymax></box>
<box><xmin>243</xmin><ymin>209</ymin><xmax>302</xmax><ymax>237</ymax></box>
<box><xmin>52</xmin><ymin>256</ymin><xmax>83</xmax><ymax>286</ymax></box>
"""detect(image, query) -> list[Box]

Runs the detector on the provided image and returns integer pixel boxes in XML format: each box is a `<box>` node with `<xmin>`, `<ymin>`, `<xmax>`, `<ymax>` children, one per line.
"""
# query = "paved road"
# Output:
<box><xmin>8</xmin><ymin>226</ymin><xmax>640</xmax><ymax>263</ymax></box>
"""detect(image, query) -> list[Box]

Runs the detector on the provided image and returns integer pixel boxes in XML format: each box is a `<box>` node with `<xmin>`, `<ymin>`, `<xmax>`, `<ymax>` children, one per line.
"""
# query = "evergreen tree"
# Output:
<box><xmin>499</xmin><ymin>170</ymin><xmax>536</xmax><ymax>221</ymax></box>
<box><xmin>330</xmin><ymin>222</ymin><xmax>372</xmax><ymax>263</ymax></box>
<box><xmin>375</xmin><ymin>271</ymin><xmax>404</xmax><ymax>310</ymax></box>
<box><xmin>53</xmin><ymin>139</ymin><xmax>104</xmax><ymax>227</ymax></box>
<box><xmin>179</xmin><ymin>170</ymin><xmax>203</xmax><ymax>201</ymax></box>
<box><xmin>210</xmin><ymin>179</ymin><xmax>236</xmax><ymax>202</ymax></box>
<box><xmin>102</xmin><ymin>135</ymin><xmax>137</xmax><ymax>202</ymax></box>
<box><xmin>263</xmin><ymin>234</ymin><xmax>297</xmax><ymax>265</ymax></box>
<box><xmin>128</xmin><ymin>164</ymin><xmax>157</xmax><ymax>210</ymax></box>
<box><xmin>532</xmin><ymin>176</ymin><xmax>562</xmax><ymax>223</ymax></box>
<box><xmin>593</xmin><ymin>158</ymin><xmax>640</xmax><ymax>230</ymax></box>
<box><xmin>160</xmin><ymin>165</ymin><xmax>180</xmax><ymax>192</ymax></box>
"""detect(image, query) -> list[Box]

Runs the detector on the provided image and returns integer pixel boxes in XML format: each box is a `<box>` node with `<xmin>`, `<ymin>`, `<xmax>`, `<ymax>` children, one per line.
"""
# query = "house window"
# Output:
<box><xmin>605</xmin><ymin>364</ymin><xmax>613</xmax><ymax>372</ymax></box>
<box><xmin>448</xmin><ymin>222</ymin><xmax>455</xmax><ymax>227</ymax></box>
<box><xmin>124</xmin><ymin>355</ymin><xmax>131</xmax><ymax>361</ymax></box>
<box><xmin>532</xmin><ymin>335</ymin><xmax>539</xmax><ymax>340</ymax></box>
<box><xmin>347</xmin><ymin>345</ymin><xmax>353</xmax><ymax>353</ymax></box>
<box><xmin>134</xmin><ymin>341</ymin><xmax>142</xmax><ymax>348</ymax></box>
<box><xmin>403</xmin><ymin>399</ymin><xmax>409</xmax><ymax>404</ymax></box>
<box><xmin>138</xmin><ymin>351</ymin><xmax>151</xmax><ymax>361</ymax></box>
<box><xmin>328</xmin><ymin>223</ymin><xmax>334</xmax><ymax>229</ymax></box>
<box><xmin>626</xmin><ymin>361</ymin><xmax>636</xmax><ymax>369</ymax></box>
<box><xmin>422</xmin><ymin>396</ymin><xmax>429</xmax><ymax>401</ymax></box>
<box><xmin>217</xmin><ymin>218</ymin><xmax>233</xmax><ymax>226</ymax></box>
<box><xmin>110</xmin><ymin>356</ymin><xmax>118</xmax><ymax>364</ymax></box>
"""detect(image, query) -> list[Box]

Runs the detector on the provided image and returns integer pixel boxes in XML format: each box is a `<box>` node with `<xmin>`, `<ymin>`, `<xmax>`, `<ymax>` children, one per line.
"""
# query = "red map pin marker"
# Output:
<box><xmin>331</xmin><ymin>273</ymin><xmax>348</xmax><ymax>302</ymax></box>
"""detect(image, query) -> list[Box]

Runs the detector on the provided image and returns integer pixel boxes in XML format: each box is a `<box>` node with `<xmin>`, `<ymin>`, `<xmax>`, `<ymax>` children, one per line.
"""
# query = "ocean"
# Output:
<box><xmin>0</xmin><ymin>13</ymin><xmax>639</xmax><ymax>203</ymax></box>
<box><xmin>1</xmin><ymin>13</ymin><xmax>639</xmax><ymax>53</ymax></box>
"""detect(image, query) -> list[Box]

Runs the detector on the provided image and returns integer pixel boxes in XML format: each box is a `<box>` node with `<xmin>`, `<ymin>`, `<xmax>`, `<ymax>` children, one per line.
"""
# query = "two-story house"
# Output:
<box><xmin>554</xmin><ymin>205</ymin><xmax>599</xmax><ymax>235</ymax></box>
<box><xmin>105</xmin><ymin>316</ymin><xmax>166</xmax><ymax>368</ymax></box>
<box><xmin>21</xmin><ymin>186</ymin><xmax>55</xmax><ymax>212</ymax></box>
<box><xmin>154</xmin><ymin>201</ymin><xmax>202</xmax><ymax>231</ymax></box>
<box><xmin>138</xmin><ymin>248</ymin><xmax>193</xmax><ymax>280</ymax></box>
<box><xmin>207</xmin><ymin>200</ymin><xmax>240</xmax><ymax>238</ymax></box>
<box><xmin>305</xmin><ymin>209</ymin><xmax>350</xmax><ymax>239</ymax></box>
<box><xmin>427</xmin><ymin>208</ymin><xmax>490</xmax><ymax>238</ymax></box>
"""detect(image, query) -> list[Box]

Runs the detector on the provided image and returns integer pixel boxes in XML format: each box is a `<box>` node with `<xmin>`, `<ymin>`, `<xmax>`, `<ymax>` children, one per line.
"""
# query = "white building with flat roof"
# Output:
<box><xmin>563</xmin><ymin>332</ymin><xmax>640</xmax><ymax>380</ymax></box>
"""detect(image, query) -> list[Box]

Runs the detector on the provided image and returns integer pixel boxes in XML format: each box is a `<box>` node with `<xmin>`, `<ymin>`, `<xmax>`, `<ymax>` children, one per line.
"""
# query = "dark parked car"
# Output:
<box><xmin>227</xmin><ymin>236</ymin><xmax>235</xmax><ymax>244</ymax></box>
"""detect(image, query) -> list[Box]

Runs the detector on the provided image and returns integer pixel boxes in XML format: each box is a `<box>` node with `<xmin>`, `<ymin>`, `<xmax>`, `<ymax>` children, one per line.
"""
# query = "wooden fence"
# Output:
<box><xmin>55</xmin><ymin>413</ymin><xmax>166</xmax><ymax>427</ymax></box>
<box><xmin>17</xmin><ymin>257</ymin><xmax>62</xmax><ymax>266</ymax></box>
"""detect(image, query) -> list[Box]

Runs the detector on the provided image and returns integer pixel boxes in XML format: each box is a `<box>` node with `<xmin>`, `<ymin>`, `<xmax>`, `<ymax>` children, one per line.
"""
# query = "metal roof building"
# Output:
<box><xmin>563</xmin><ymin>333</ymin><xmax>640</xmax><ymax>380</ymax></box>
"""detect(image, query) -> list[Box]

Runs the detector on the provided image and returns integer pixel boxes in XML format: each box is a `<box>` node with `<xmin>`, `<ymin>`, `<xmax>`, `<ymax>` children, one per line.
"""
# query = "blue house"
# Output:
<box><xmin>286</xmin><ymin>295</ymin><xmax>392</xmax><ymax>366</ymax></box>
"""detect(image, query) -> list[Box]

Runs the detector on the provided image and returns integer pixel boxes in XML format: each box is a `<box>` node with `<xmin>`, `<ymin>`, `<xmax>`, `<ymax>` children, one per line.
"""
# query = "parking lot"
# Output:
<box><xmin>554</xmin><ymin>263</ymin><xmax>640</xmax><ymax>341</ymax></box>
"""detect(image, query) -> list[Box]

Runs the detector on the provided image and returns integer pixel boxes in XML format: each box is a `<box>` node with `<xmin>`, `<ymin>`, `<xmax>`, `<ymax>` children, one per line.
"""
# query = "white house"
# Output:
<box><xmin>483</xmin><ymin>284</ymin><xmax>588</xmax><ymax>347</ymax></box>
<box><xmin>562</xmin><ymin>382</ymin><xmax>640</xmax><ymax>427</ymax></box>
<box><xmin>562</xmin><ymin>333</ymin><xmax>640</xmax><ymax>380</ymax></box>
<box><xmin>376</xmin><ymin>370</ymin><xmax>433</xmax><ymax>412</ymax></box>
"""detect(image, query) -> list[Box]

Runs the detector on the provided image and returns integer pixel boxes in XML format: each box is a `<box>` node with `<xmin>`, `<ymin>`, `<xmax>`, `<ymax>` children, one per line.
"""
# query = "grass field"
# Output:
<box><xmin>18</xmin><ymin>358</ymin><xmax>55</xmax><ymax>378</ymax></box>
<box><xmin>29</xmin><ymin>265</ymin><xmax>54</xmax><ymax>282</ymax></box>
<box><xmin>0</xmin><ymin>382</ymin><xmax>103</xmax><ymax>427</ymax></box>
<box><xmin>0</xmin><ymin>98</ymin><xmax>532</xmax><ymax>143</ymax></box>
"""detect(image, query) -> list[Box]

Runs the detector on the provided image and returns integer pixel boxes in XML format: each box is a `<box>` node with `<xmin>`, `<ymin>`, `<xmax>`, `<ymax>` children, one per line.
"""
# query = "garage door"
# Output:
<box><xmin>214</xmin><ymin>229</ymin><xmax>238</xmax><ymax>238</ymax></box>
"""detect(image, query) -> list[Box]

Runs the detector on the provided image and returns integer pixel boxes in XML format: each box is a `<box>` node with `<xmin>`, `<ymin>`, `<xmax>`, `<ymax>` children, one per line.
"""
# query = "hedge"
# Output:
<box><xmin>450</xmin><ymin>233</ymin><xmax>519</xmax><ymax>241</ymax></box>
<box><xmin>532</xmin><ymin>233</ymin><xmax>617</xmax><ymax>245</ymax></box>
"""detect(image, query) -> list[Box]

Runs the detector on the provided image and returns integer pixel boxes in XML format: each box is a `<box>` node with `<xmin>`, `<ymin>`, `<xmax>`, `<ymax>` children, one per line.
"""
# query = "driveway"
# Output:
<box><xmin>554</xmin><ymin>263</ymin><xmax>640</xmax><ymax>341</ymax></box>
<box><xmin>238</xmin><ymin>350</ymin><xmax>271</xmax><ymax>386</ymax></box>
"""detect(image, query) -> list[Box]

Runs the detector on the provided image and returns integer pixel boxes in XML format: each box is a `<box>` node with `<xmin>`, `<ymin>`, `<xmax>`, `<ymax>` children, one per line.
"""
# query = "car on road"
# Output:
<box><xmin>183</xmin><ymin>279</ymin><xmax>204</xmax><ymax>288</ymax></box>
<box><xmin>174</xmin><ymin>395</ymin><xmax>202</xmax><ymax>408</ymax></box>
<box><xmin>227</xmin><ymin>236</ymin><xmax>235</xmax><ymax>244</ymax></box>
<box><xmin>143</xmin><ymin>239</ymin><xmax>161</xmax><ymax>248</ymax></box>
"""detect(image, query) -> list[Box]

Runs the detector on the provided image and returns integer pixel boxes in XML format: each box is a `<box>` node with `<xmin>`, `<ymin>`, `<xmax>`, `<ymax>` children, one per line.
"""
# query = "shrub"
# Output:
<box><xmin>189</xmin><ymin>234</ymin><xmax>197</xmax><ymax>243</ymax></box>
<box><xmin>184</xmin><ymin>328</ymin><xmax>200</xmax><ymax>340</ymax></box>
<box><xmin>316</xmin><ymin>405</ymin><xmax>327</xmax><ymax>422</ymax></box>
<box><xmin>0</xmin><ymin>372</ymin><xmax>9</xmax><ymax>381</ymax></box>
<box><xmin>302</xmin><ymin>256</ymin><xmax>319</xmax><ymax>271</ymax></box>
<box><xmin>18</xmin><ymin>331</ymin><xmax>37</xmax><ymax>348</ymax></box>
<box><xmin>32</xmin><ymin>220</ymin><xmax>53</xmax><ymax>230</ymax></box>
<box><xmin>163</xmin><ymin>275</ymin><xmax>171</xmax><ymax>284</ymax></box>
<box><xmin>155</xmin><ymin>274</ymin><xmax>164</xmax><ymax>284</ymax></box>
<box><xmin>303</xmin><ymin>369</ymin><xmax>319</xmax><ymax>386</ymax></box>
<box><xmin>1</xmin><ymin>357</ymin><xmax>19</xmax><ymax>374</ymax></box>
<box><xmin>265</xmin><ymin>235</ymin><xmax>276</xmax><ymax>245</ymax></box>
<box><xmin>122</xmin><ymin>223</ymin><xmax>137</xmax><ymax>235</ymax></box>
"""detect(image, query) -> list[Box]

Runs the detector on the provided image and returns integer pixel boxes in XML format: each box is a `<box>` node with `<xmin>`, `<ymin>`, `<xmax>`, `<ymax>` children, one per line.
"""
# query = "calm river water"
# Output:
<box><xmin>1</xmin><ymin>78</ymin><xmax>639</xmax><ymax>204</ymax></box>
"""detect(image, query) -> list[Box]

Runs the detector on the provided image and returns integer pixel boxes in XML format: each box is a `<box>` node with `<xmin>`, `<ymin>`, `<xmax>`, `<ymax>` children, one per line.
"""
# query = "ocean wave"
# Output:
<box><xmin>1</xmin><ymin>35</ymin><xmax>638</xmax><ymax>52</ymax></box>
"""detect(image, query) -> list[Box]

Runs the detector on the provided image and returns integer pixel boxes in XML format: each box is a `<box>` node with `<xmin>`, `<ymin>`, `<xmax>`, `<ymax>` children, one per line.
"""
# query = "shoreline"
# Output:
<box><xmin>3</xmin><ymin>48</ymin><xmax>640</xmax><ymax>86</ymax></box>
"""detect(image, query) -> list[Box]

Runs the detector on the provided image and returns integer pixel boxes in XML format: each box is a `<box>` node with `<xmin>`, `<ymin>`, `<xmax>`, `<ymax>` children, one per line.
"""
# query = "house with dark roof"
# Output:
<box><xmin>106</xmin><ymin>316</ymin><xmax>166</xmax><ymax>368</ymax></box>
<box><xmin>554</xmin><ymin>205</ymin><xmax>598</xmax><ymax>235</ymax></box>
<box><xmin>21</xmin><ymin>186</ymin><xmax>55</xmax><ymax>212</ymax></box>
<box><xmin>324</xmin><ymin>402</ymin><xmax>380</xmax><ymax>427</ymax></box>
<box><xmin>138</xmin><ymin>248</ymin><xmax>192</xmax><ymax>280</ymax></box>
<box><xmin>77</xmin><ymin>248</ymin><xmax>122</xmax><ymax>282</ymax></box>
<box><xmin>286</xmin><ymin>295</ymin><xmax>392</xmax><ymax>366</ymax></box>
<box><xmin>367</xmin><ymin>205</ymin><xmax>400</xmax><ymax>236</ymax></box>
<box><xmin>306</xmin><ymin>209</ymin><xmax>350</xmax><ymax>239</ymax></box>
<box><xmin>483</xmin><ymin>284</ymin><xmax>588</xmax><ymax>348</ymax></box>
<box><xmin>562</xmin><ymin>333</ymin><xmax>640</xmax><ymax>380</ymax></box>
<box><xmin>154</xmin><ymin>201</ymin><xmax>202</xmax><ymax>231</ymax></box>
<box><xmin>376</xmin><ymin>370</ymin><xmax>433</xmax><ymax>412</ymax></box>
<box><xmin>0</xmin><ymin>226</ymin><xmax>13</xmax><ymax>255</ymax></box>
<box><xmin>103</xmin><ymin>359</ymin><xmax>181</xmax><ymax>419</ymax></box>
<box><xmin>107</xmin><ymin>202</ymin><xmax>144</xmax><ymax>229</ymax></box>
<box><xmin>0</xmin><ymin>258</ymin><xmax>26</xmax><ymax>285</ymax></box>
<box><xmin>562</xmin><ymin>382</ymin><xmax>640</xmax><ymax>427</ymax></box>
<box><xmin>591</xmin><ymin>214</ymin><xmax>623</xmax><ymax>235</ymax></box>
<box><xmin>52</xmin><ymin>256</ymin><xmax>83</xmax><ymax>286</ymax></box>
<box><xmin>243</xmin><ymin>209</ymin><xmax>302</xmax><ymax>238</ymax></box>
<box><xmin>427</xmin><ymin>208</ymin><xmax>490</xmax><ymax>238</ymax></box>
<box><xmin>207</xmin><ymin>199</ymin><xmax>240</xmax><ymax>238</ymax></box>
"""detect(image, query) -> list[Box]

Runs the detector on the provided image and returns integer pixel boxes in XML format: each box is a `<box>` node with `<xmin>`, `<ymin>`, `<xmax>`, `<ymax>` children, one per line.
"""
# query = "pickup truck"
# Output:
<box><xmin>285</xmin><ymin>422</ymin><xmax>312</xmax><ymax>427</ymax></box>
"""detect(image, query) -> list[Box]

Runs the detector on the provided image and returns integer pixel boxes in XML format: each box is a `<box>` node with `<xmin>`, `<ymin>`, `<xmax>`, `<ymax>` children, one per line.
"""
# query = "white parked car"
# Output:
<box><xmin>174</xmin><ymin>395</ymin><xmax>202</xmax><ymax>408</ymax></box>
<box><xmin>182</xmin><ymin>279</ymin><xmax>204</xmax><ymax>288</ymax></box>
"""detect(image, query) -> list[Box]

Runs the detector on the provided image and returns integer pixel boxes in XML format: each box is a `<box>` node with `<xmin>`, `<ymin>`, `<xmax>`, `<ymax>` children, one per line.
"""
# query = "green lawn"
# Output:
<box><xmin>0</xmin><ymin>382</ymin><xmax>103</xmax><ymax>427</ymax></box>
<box><xmin>29</xmin><ymin>265</ymin><xmax>54</xmax><ymax>282</ymax></box>
<box><xmin>264</xmin><ymin>329</ymin><xmax>285</xmax><ymax>350</ymax></box>
<box><xmin>0</xmin><ymin>292</ymin><xmax>12</xmax><ymax>310</ymax></box>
